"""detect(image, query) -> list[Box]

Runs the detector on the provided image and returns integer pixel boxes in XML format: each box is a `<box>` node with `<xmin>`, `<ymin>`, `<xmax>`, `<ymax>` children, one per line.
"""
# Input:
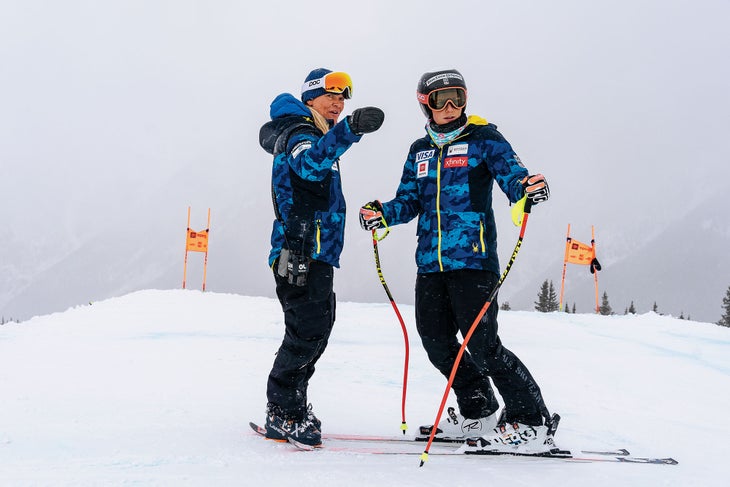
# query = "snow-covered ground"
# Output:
<box><xmin>1</xmin><ymin>289</ymin><xmax>727</xmax><ymax>486</ymax></box>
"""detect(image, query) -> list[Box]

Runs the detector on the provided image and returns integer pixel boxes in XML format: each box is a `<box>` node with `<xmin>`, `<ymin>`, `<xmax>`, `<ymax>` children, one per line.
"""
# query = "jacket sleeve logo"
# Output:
<box><xmin>290</xmin><ymin>141</ymin><xmax>311</xmax><ymax>159</ymax></box>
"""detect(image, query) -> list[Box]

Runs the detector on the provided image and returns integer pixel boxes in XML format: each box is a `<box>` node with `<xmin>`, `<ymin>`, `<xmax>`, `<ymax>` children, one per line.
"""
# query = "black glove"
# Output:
<box><xmin>521</xmin><ymin>174</ymin><xmax>550</xmax><ymax>204</ymax></box>
<box><xmin>359</xmin><ymin>200</ymin><xmax>385</xmax><ymax>230</ymax></box>
<box><xmin>348</xmin><ymin>107</ymin><xmax>385</xmax><ymax>135</ymax></box>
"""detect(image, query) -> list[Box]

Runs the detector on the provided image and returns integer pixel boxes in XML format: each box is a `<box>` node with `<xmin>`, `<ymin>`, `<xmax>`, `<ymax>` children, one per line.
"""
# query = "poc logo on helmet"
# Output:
<box><xmin>307</xmin><ymin>79</ymin><xmax>322</xmax><ymax>88</ymax></box>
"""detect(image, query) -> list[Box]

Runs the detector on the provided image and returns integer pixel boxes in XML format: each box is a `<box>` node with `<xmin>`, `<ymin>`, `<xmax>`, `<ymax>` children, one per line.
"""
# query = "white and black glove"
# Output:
<box><xmin>521</xmin><ymin>174</ymin><xmax>550</xmax><ymax>205</ymax></box>
<box><xmin>359</xmin><ymin>200</ymin><xmax>385</xmax><ymax>230</ymax></box>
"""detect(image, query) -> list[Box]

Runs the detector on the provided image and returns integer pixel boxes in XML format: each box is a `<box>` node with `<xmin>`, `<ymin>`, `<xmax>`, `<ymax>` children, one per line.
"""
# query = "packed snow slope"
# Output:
<box><xmin>1</xmin><ymin>290</ymin><xmax>728</xmax><ymax>486</ymax></box>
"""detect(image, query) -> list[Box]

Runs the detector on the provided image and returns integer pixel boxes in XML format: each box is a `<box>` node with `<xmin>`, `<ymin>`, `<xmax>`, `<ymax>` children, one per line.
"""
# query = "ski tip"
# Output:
<box><xmin>249</xmin><ymin>421</ymin><xmax>266</xmax><ymax>436</ymax></box>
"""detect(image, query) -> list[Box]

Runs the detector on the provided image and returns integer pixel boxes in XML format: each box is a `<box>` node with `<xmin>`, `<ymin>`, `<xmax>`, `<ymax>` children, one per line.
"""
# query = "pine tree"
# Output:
<box><xmin>628</xmin><ymin>301</ymin><xmax>637</xmax><ymax>314</ymax></box>
<box><xmin>547</xmin><ymin>281</ymin><xmax>559</xmax><ymax>312</ymax></box>
<box><xmin>535</xmin><ymin>280</ymin><xmax>549</xmax><ymax>312</ymax></box>
<box><xmin>535</xmin><ymin>279</ymin><xmax>559</xmax><ymax>312</ymax></box>
<box><xmin>718</xmin><ymin>285</ymin><xmax>730</xmax><ymax>328</ymax></box>
<box><xmin>572</xmin><ymin>303</ymin><xmax>576</xmax><ymax>314</ymax></box>
<box><xmin>500</xmin><ymin>301</ymin><xmax>512</xmax><ymax>311</ymax></box>
<box><xmin>599</xmin><ymin>291</ymin><xmax>613</xmax><ymax>315</ymax></box>
<box><xmin>652</xmin><ymin>302</ymin><xmax>659</xmax><ymax>313</ymax></box>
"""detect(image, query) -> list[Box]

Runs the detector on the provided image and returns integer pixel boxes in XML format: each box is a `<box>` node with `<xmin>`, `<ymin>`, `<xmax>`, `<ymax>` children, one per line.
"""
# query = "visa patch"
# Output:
<box><xmin>415</xmin><ymin>150</ymin><xmax>435</xmax><ymax>163</ymax></box>
<box><xmin>444</xmin><ymin>157</ymin><xmax>468</xmax><ymax>168</ymax></box>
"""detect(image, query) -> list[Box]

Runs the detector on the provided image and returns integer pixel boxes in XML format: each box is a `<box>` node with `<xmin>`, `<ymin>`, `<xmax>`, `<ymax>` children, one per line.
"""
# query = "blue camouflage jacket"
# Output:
<box><xmin>380</xmin><ymin>115</ymin><xmax>528</xmax><ymax>275</ymax></box>
<box><xmin>259</xmin><ymin>93</ymin><xmax>362</xmax><ymax>268</ymax></box>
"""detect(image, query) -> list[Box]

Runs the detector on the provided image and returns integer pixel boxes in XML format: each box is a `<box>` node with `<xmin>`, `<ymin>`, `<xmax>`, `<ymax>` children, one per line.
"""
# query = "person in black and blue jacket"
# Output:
<box><xmin>359</xmin><ymin>69</ymin><xmax>558</xmax><ymax>453</ymax></box>
<box><xmin>259</xmin><ymin>68</ymin><xmax>384</xmax><ymax>446</ymax></box>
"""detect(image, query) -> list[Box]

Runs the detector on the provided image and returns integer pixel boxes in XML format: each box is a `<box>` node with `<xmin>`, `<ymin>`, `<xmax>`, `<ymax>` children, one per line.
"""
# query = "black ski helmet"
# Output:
<box><xmin>416</xmin><ymin>69</ymin><xmax>467</xmax><ymax>119</ymax></box>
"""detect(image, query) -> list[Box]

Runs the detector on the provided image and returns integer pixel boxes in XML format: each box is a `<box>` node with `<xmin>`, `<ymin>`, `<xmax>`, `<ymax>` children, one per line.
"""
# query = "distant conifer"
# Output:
<box><xmin>599</xmin><ymin>291</ymin><xmax>613</xmax><ymax>316</ymax></box>
<box><xmin>718</xmin><ymin>286</ymin><xmax>730</xmax><ymax>328</ymax></box>
<box><xmin>535</xmin><ymin>280</ymin><xmax>559</xmax><ymax>312</ymax></box>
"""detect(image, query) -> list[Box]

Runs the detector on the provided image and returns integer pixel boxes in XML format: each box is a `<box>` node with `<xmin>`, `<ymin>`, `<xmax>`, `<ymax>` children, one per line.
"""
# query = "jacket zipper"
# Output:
<box><xmin>315</xmin><ymin>220</ymin><xmax>322</xmax><ymax>255</ymax></box>
<box><xmin>479</xmin><ymin>220</ymin><xmax>486</xmax><ymax>253</ymax></box>
<box><xmin>435</xmin><ymin>135</ymin><xmax>470</xmax><ymax>271</ymax></box>
<box><xmin>436</xmin><ymin>149</ymin><xmax>444</xmax><ymax>272</ymax></box>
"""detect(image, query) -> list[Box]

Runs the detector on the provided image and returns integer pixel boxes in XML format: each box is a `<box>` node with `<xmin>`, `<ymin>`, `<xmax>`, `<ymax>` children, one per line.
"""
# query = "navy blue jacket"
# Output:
<box><xmin>380</xmin><ymin>115</ymin><xmax>528</xmax><ymax>275</ymax></box>
<box><xmin>260</xmin><ymin>93</ymin><xmax>362</xmax><ymax>268</ymax></box>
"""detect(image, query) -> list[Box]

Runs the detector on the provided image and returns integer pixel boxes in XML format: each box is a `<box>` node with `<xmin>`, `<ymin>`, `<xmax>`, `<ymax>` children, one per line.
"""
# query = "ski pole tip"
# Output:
<box><xmin>419</xmin><ymin>451</ymin><xmax>429</xmax><ymax>467</ymax></box>
<box><xmin>401</xmin><ymin>422</ymin><xmax>408</xmax><ymax>434</ymax></box>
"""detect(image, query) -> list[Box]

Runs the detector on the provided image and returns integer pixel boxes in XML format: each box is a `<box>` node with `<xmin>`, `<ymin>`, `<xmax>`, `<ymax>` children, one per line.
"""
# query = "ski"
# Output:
<box><xmin>462</xmin><ymin>448</ymin><xmax>677</xmax><ymax>465</ymax></box>
<box><xmin>287</xmin><ymin>436</ymin><xmax>320</xmax><ymax>451</ymax></box>
<box><xmin>248</xmin><ymin>422</ymin><xmax>677</xmax><ymax>464</ymax></box>
<box><xmin>304</xmin><ymin>443</ymin><xmax>676</xmax><ymax>464</ymax></box>
<box><xmin>249</xmin><ymin>421</ymin><xmax>457</xmax><ymax>443</ymax></box>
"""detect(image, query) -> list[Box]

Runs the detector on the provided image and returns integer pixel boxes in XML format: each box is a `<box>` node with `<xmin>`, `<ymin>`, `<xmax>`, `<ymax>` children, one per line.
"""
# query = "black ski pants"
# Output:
<box><xmin>267</xmin><ymin>260</ymin><xmax>335</xmax><ymax>420</ymax></box>
<box><xmin>415</xmin><ymin>269</ymin><xmax>549</xmax><ymax>425</ymax></box>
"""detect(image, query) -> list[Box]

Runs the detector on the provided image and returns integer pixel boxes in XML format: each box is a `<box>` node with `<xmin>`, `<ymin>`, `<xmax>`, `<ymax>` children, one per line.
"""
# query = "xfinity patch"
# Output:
<box><xmin>444</xmin><ymin>157</ymin><xmax>468</xmax><ymax>168</ymax></box>
<box><xmin>447</xmin><ymin>144</ymin><xmax>468</xmax><ymax>156</ymax></box>
<box><xmin>417</xmin><ymin>161</ymin><xmax>429</xmax><ymax>178</ymax></box>
<box><xmin>416</xmin><ymin>150</ymin><xmax>435</xmax><ymax>163</ymax></box>
<box><xmin>290</xmin><ymin>141</ymin><xmax>311</xmax><ymax>159</ymax></box>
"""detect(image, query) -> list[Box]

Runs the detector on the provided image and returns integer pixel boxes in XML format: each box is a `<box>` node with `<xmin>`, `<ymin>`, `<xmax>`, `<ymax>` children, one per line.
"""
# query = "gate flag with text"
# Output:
<box><xmin>182</xmin><ymin>207</ymin><xmax>211</xmax><ymax>291</ymax></box>
<box><xmin>560</xmin><ymin>224</ymin><xmax>601</xmax><ymax>312</ymax></box>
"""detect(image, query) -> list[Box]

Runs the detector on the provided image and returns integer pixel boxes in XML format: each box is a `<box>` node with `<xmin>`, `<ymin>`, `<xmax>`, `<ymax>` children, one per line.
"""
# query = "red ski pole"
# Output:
<box><xmin>371</xmin><ymin>226</ymin><xmax>410</xmax><ymax>434</ymax></box>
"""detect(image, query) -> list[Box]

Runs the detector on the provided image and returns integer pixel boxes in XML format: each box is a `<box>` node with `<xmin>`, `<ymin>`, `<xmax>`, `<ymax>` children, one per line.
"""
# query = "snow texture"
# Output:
<box><xmin>1</xmin><ymin>289</ymin><xmax>728</xmax><ymax>486</ymax></box>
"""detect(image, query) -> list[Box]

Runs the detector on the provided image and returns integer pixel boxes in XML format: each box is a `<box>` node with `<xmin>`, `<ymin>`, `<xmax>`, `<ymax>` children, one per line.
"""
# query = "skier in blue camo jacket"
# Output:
<box><xmin>359</xmin><ymin>69</ymin><xmax>558</xmax><ymax>453</ymax></box>
<box><xmin>259</xmin><ymin>68</ymin><xmax>384</xmax><ymax>447</ymax></box>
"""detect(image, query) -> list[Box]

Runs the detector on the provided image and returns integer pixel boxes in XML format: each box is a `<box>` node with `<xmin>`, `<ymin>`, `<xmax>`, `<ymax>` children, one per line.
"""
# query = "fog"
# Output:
<box><xmin>2</xmin><ymin>0</ymin><xmax>729</xmax><ymax>322</ymax></box>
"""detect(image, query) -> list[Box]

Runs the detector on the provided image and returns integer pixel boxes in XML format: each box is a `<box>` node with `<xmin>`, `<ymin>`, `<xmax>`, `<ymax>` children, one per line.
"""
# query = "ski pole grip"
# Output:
<box><xmin>523</xmin><ymin>198</ymin><xmax>533</xmax><ymax>214</ymax></box>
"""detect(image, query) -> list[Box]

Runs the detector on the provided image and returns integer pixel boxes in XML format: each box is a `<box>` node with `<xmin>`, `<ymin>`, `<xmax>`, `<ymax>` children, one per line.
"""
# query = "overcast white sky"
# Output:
<box><xmin>1</xmin><ymin>1</ymin><xmax>729</xmax><ymax>320</ymax></box>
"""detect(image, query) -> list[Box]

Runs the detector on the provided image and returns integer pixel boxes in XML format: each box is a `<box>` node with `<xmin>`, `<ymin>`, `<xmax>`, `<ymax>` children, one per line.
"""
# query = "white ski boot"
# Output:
<box><xmin>417</xmin><ymin>406</ymin><xmax>499</xmax><ymax>441</ymax></box>
<box><xmin>458</xmin><ymin>413</ymin><xmax>561</xmax><ymax>455</ymax></box>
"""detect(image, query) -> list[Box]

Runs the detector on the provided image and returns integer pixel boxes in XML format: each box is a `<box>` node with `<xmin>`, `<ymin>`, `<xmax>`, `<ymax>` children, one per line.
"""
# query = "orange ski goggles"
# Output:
<box><xmin>302</xmin><ymin>71</ymin><xmax>353</xmax><ymax>99</ymax></box>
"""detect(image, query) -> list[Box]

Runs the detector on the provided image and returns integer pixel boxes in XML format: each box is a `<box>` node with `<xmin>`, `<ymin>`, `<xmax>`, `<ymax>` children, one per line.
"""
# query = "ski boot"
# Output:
<box><xmin>417</xmin><ymin>406</ymin><xmax>499</xmax><ymax>441</ymax></box>
<box><xmin>459</xmin><ymin>413</ymin><xmax>561</xmax><ymax>455</ymax></box>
